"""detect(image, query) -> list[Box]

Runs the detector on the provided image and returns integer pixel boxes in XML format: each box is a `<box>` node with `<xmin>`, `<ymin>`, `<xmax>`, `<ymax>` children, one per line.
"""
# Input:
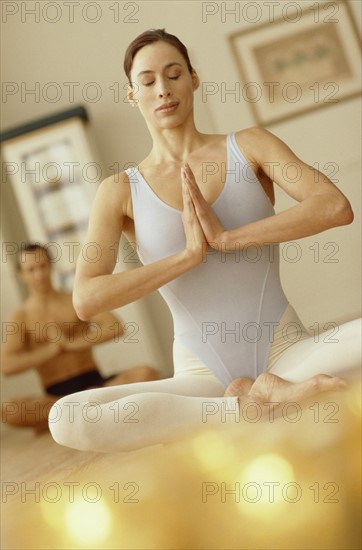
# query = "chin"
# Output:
<box><xmin>157</xmin><ymin>116</ymin><xmax>187</xmax><ymax>130</ymax></box>
<box><xmin>159</xmin><ymin>122</ymin><xmax>182</xmax><ymax>130</ymax></box>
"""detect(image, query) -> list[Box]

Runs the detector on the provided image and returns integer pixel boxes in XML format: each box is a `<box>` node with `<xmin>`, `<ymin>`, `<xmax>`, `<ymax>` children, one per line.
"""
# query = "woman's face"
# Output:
<box><xmin>128</xmin><ymin>41</ymin><xmax>199</xmax><ymax>130</ymax></box>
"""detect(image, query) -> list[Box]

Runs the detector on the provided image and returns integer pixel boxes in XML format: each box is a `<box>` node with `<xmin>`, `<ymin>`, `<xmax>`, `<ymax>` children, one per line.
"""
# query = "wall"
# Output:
<box><xmin>1</xmin><ymin>1</ymin><xmax>361</xmax><ymax>395</ymax></box>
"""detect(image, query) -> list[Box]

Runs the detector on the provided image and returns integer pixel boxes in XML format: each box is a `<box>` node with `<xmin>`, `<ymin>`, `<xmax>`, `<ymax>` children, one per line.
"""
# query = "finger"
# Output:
<box><xmin>184</xmin><ymin>162</ymin><xmax>194</xmax><ymax>176</ymax></box>
<box><xmin>182</xmin><ymin>177</ymin><xmax>192</xmax><ymax>205</ymax></box>
<box><xmin>182</xmin><ymin>169</ymin><xmax>198</xmax><ymax>197</ymax></box>
<box><xmin>182</xmin><ymin>170</ymin><xmax>198</xmax><ymax>206</ymax></box>
<box><xmin>181</xmin><ymin>170</ymin><xmax>188</xmax><ymax>191</ymax></box>
<box><xmin>183</xmin><ymin>186</ymin><xmax>198</xmax><ymax>216</ymax></box>
<box><xmin>183</xmin><ymin>165</ymin><xmax>207</xmax><ymax>205</ymax></box>
<box><xmin>181</xmin><ymin>168</ymin><xmax>192</xmax><ymax>192</ymax></box>
<box><xmin>184</xmin><ymin>179</ymin><xmax>204</xmax><ymax>212</ymax></box>
<box><xmin>183</xmin><ymin>163</ymin><xmax>197</xmax><ymax>186</ymax></box>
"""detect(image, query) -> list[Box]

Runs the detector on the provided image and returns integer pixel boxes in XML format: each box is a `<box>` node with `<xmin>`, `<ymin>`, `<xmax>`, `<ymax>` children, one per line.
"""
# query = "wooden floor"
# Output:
<box><xmin>1</xmin><ymin>385</ymin><xmax>361</xmax><ymax>550</ymax></box>
<box><xmin>1</xmin><ymin>426</ymin><xmax>168</xmax><ymax>550</ymax></box>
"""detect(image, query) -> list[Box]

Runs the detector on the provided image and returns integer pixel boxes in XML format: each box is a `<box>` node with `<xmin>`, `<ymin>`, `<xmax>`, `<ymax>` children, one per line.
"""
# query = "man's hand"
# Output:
<box><xmin>182</xmin><ymin>163</ymin><xmax>227</xmax><ymax>249</ymax></box>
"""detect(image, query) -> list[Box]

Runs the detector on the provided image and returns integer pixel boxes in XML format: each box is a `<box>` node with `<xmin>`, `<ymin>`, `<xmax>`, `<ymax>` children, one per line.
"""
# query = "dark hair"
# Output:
<box><xmin>123</xmin><ymin>28</ymin><xmax>194</xmax><ymax>87</ymax></box>
<box><xmin>16</xmin><ymin>243</ymin><xmax>52</xmax><ymax>271</ymax></box>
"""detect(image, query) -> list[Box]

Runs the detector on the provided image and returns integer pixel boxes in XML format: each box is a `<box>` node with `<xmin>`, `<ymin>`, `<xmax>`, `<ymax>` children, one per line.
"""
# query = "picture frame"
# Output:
<box><xmin>1</xmin><ymin>106</ymin><xmax>100</xmax><ymax>290</ymax></box>
<box><xmin>228</xmin><ymin>0</ymin><xmax>361</xmax><ymax>126</ymax></box>
<box><xmin>1</xmin><ymin>106</ymin><xmax>167</xmax><ymax>381</ymax></box>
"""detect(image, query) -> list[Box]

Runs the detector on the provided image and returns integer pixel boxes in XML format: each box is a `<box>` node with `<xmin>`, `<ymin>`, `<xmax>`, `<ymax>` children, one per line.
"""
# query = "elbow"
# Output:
<box><xmin>72</xmin><ymin>287</ymin><xmax>94</xmax><ymax>322</ymax></box>
<box><xmin>1</xmin><ymin>359</ymin><xmax>13</xmax><ymax>377</ymax></box>
<box><xmin>333</xmin><ymin>198</ymin><xmax>354</xmax><ymax>227</ymax></box>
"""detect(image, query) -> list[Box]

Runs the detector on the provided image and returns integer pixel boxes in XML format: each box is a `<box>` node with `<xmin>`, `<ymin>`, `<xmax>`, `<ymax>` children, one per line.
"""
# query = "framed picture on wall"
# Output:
<box><xmin>228</xmin><ymin>0</ymin><xmax>361</xmax><ymax>126</ymax></box>
<box><xmin>1</xmin><ymin>106</ymin><xmax>101</xmax><ymax>290</ymax></box>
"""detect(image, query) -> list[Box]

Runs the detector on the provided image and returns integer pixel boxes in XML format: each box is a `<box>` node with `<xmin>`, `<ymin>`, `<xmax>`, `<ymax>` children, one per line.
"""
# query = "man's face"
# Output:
<box><xmin>18</xmin><ymin>248</ymin><xmax>52</xmax><ymax>292</ymax></box>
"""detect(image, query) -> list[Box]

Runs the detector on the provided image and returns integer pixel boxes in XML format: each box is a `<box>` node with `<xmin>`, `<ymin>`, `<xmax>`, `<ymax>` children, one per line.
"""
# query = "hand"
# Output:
<box><xmin>181</xmin><ymin>166</ymin><xmax>208</xmax><ymax>265</ymax></box>
<box><xmin>182</xmin><ymin>163</ymin><xmax>227</xmax><ymax>250</ymax></box>
<box><xmin>58</xmin><ymin>334</ymin><xmax>70</xmax><ymax>352</ymax></box>
<box><xmin>45</xmin><ymin>340</ymin><xmax>65</xmax><ymax>358</ymax></box>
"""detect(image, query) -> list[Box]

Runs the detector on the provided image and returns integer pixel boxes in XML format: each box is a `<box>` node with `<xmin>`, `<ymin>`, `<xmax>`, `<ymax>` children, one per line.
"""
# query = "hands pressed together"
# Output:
<box><xmin>180</xmin><ymin>163</ymin><xmax>227</xmax><ymax>263</ymax></box>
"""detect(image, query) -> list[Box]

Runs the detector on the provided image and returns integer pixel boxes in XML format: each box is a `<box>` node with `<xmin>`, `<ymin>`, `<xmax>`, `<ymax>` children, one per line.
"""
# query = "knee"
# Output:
<box><xmin>138</xmin><ymin>366</ymin><xmax>159</xmax><ymax>381</ymax></box>
<box><xmin>48</xmin><ymin>396</ymin><xmax>70</xmax><ymax>446</ymax></box>
<box><xmin>48</xmin><ymin>394</ymin><xmax>92</xmax><ymax>451</ymax></box>
<box><xmin>2</xmin><ymin>400</ymin><xmax>22</xmax><ymax>426</ymax></box>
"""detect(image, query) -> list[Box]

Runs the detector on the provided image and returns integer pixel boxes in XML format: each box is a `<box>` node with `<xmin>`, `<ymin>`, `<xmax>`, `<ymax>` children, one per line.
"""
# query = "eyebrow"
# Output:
<box><xmin>137</xmin><ymin>62</ymin><xmax>183</xmax><ymax>77</ymax></box>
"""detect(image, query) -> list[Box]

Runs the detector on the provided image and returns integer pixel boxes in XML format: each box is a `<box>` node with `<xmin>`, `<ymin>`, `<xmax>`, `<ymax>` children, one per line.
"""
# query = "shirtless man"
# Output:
<box><xmin>1</xmin><ymin>243</ymin><xmax>159</xmax><ymax>432</ymax></box>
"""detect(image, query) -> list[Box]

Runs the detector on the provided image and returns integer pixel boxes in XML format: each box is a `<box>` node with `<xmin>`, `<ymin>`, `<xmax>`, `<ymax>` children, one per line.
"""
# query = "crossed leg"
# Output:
<box><xmin>49</xmin><ymin>374</ymin><xmax>238</xmax><ymax>452</ymax></box>
<box><xmin>225</xmin><ymin>317</ymin><xmax>361</xmax><ymax>407</ymax></box>
<box><xmin>49</xmin><ymin>318</ymin><xmax>361</xmax><ymax>453</ymax></box>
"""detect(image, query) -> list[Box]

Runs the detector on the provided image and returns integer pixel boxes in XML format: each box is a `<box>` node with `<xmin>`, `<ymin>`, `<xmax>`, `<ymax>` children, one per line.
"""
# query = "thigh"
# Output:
<box><xmin>64</xmin><ymin>372</ymin><xmax>225</xmax><ymax>406</ymax></box>
<box><xmin>80</xmin><ymin>339</ymin><xmax>226</xmax><ymax>405</ymax></box>
<box><xmin>269</xmin><ymin>317</ymin><xmax>361</xmax><ymax>383</ymax></box>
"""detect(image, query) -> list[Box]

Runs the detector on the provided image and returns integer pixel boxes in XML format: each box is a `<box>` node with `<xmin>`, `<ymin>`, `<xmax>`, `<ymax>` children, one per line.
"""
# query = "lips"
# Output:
<box><xmin>156</xmin><ymin>102</ymin><xmax>179</xmax><ymax>112</ymax></box>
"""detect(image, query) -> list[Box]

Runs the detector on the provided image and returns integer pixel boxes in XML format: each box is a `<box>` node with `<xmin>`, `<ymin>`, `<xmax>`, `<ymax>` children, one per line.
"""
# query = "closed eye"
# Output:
<box><xmin>144</xmin><ymin>76</ymin><xmax>180</xmax><ymax>86</ymax></box>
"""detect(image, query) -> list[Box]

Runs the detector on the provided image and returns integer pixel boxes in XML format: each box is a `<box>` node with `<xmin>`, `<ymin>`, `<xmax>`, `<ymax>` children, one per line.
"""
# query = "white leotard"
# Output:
<box><xmin>126</xmin><ymin>131</ymin><xmax>289</xmax><ymax>386</ymax></box>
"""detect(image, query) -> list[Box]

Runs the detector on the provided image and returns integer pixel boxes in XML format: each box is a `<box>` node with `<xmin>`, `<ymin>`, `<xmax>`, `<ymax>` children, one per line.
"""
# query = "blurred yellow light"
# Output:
<box><xmin>346</xmin><ymin>383</ymin><xmax>362</xmax><ymax>417</ymax></box>
<box><xmin>65</xmin><ymin>497</ymin><xmax>112</xmax><ymax>545</ymax></box>
<box><xmin>40</xmin><ymin>498</ymin><xmax>67</xmax><ymax>529</ymax></box>
<box><xmin>240</xmin><ymin>453</ymin><xmax>295</xmax><ymax>489</ymax></box>
<box><xmin>236</xmin><ymin>453</ymin><xmax>296</xmax><ymax>518</ymax></box>
<box><xmin>192</xmin><ymin>430</ymin><xmax>236</xmax><ymax>471</ymax></box>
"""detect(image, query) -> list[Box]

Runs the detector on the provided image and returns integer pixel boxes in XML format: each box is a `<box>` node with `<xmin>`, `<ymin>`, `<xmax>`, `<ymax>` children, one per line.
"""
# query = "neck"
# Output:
<box><xmin>146</xmin><ymin>118</ymin><xmax>206</xmax><ymax>165</ymax></box>
<box><xmin>29</xmin><ymin>286</ymin><xmax>58</xmax><ymax>302</ymax></box>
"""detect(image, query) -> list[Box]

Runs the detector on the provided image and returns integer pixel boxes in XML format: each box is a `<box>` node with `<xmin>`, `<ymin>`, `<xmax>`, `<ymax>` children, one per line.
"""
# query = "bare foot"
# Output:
<box><xmin>225</xmin><ymin>373</ymin><xmax>347</xmax><ymax>422</ymax></box>
<box><xmin>224</xmin><ymin>377</ymin><xmax>254</xmax><ymax>397</ymax></box>
<box><xmin>248</xmin><ymin>372</ymin><xmax>347</xmax><ymax>406</ymax></box>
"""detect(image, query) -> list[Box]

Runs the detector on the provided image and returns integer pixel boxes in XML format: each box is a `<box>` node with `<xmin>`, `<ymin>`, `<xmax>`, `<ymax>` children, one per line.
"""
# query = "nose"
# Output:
<box><xmin>157</xmin><ymin>78</ymin><xmax>171</xmax><ymax>98</ymax></box>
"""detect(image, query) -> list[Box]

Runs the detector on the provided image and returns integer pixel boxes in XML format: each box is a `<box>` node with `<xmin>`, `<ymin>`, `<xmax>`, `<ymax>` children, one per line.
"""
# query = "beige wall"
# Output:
<box><xmin>1</xmin><ymin>1</ymin><xmax>361</xmax><ymax>384</ymax></box>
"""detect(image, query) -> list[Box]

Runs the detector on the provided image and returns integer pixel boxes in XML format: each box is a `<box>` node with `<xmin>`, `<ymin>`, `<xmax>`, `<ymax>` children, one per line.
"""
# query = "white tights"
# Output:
<box><xmin>49</xmin><ymin>314</ymin><xmax>361</xmax><ymax>453</ymax></box>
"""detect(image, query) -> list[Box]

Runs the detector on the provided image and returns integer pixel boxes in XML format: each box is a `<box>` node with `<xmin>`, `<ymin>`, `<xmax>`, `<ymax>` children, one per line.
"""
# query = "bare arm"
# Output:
<box><xmin>184</xmin><ymin>127</ymin><xmax>354</xmax><ymax>250</ymax></box>
<box><xmin>1</xmin><ymin>310</ymin><xmax>62</xmax><ymax>376</ymax></box>
<box><xmin>61</xmin><ymin>311</ymin><xmax>125</xmax><ymax>351</ymax></box>
<box><xmin>73</xmin><ymin>171</ymin><xmax>206</xmax><ymax>321</ymax></box>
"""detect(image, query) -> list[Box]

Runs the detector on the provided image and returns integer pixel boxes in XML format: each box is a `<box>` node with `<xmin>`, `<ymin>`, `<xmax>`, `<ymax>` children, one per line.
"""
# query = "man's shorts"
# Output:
<box><xmin>45</xmin><ymin>370</ymin><xmax>117</xmax><ymax>396</ymax></box>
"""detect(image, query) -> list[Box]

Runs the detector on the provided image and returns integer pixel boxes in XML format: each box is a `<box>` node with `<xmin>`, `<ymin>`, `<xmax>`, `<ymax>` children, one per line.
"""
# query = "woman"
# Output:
<box><xmin>49</xmin><ymin>29</ymin><xmax>360</xmax><ymax>452</ymax></box>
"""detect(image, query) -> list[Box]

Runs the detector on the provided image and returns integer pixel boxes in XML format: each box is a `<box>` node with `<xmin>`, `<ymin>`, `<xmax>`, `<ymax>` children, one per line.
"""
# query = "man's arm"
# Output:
<box><xmin>60</xmin><ymin>311</ymin><xmax>125</xmax><ymax>352</ymax></box>
<box><xmin>1</xmin><ymin>310</ymin><xmax>62</xmax><ymax>376</ymax></box>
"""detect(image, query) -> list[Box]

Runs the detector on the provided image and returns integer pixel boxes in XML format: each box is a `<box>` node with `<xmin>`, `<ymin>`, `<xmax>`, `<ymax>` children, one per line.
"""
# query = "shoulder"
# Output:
<box><xmin>235</xmin><ymin>126</ymin><xmax>279</xmax><ymax>147</ymax></box>
<box><xmin>5</xmin><ymin>306</ymin><xmax>26</xmax><ymax>325</ymax></box>
<box><xmin>99</xmin><ymin>171</ymin><xmax>131</xmax><ymax>192</ymax></box>
<box><xmin>234</xmin><ymin>126</ymin><xmax>291</xmax><ymax>164</ymax></box>
<box><xmin>95</xmin><ymin>171</ymin><xmax>132</xmax><ymax>216</ymax></box>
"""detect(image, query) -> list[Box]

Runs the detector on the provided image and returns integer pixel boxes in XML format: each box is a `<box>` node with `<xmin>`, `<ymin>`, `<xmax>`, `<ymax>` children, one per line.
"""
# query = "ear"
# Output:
<box><xmin>191</xmin><ymin>69</ymin><xmax>200</xmax><ymax>92</ymax></box>
<box><xmin>127</xmin><ymin>85</ymin><xmax>138</xmax><ymax>108</ymax></box>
